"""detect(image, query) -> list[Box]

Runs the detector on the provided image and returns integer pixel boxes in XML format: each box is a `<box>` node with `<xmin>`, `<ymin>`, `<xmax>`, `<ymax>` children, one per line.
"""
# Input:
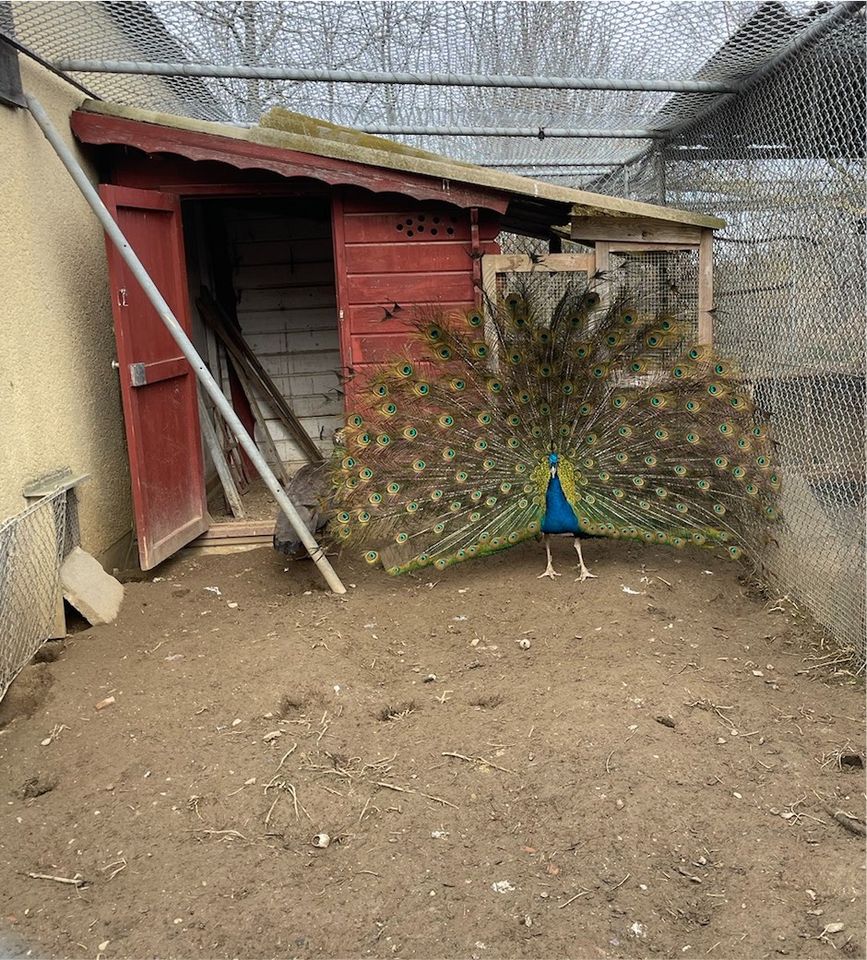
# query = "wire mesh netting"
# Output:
<box><xmin>1</xmin><ymin>1</ymin><xmax>864</xmax><ymax>663</ymax></box>
<box><xmin>0</xmin><ymin>490</ymin><xmax>75</xmax><ymax>700</ymax></box>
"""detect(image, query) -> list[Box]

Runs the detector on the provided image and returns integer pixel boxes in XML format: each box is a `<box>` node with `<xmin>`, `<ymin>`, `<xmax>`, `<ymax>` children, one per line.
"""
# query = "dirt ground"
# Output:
<box><xmin>0</xmin><ymin>538</ymin><xmax>864</xmax><ymax>960</ymax></box>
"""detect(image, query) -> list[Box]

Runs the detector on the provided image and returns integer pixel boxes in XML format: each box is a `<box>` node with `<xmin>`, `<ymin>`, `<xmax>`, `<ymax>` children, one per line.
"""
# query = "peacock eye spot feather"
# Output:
<box><xmin>337</xmin><ymin>511</ymin><xmax>351</xmax><ymax>524</ymax></box>
<box><xmin>713</xmin><ymin>503</ymin><xmax>726</xmax><ymax>515</ymax></box>
<box><xmin>342</xmin><ymin>456</ymin><xmax>357</xmax><ymax>470</ymax></box>
<box><xmin>592</xmin><ymin>366</ymin><xmax>606</xmax><ymax>378</ymax></box>
<box><xmin>615</xmin><ymin>452</ymin><xmax>628</xmax><ymax>464</ymax></box>
<box><xmin>412</xmin><ymin>459</ymin><xmax>426</xmax><ymax>473</ymax></box>
<box><xmin>688</xmin><ymin>348</ymin><xmax>700</xmax><ymax>360</ymax></box>
<box><xmin>406</xmin><ymin>502</ymin><xmax>419</xmax><ymax>513</ymax></box>
<box><xmin>396</xmin><ymin>532</ymin><xmax>409</xmax><ymax>544</ymax></box>
<box><xmin>456</xmin><ymin>471</ymin><xmax>469</xmax><ymax>483</ymax></box>
<box><xmin>612</xmin><ymin>396</ymin><xmax>626</xmax><ymax>408</ymax></box>
<box><xmin>531</xmin><ymin>427</ymin><xmax>543</xmax><ymax>439</ymax></box>
<box><xmin>644</xmin><ymin>455</ymin><xmax>657</xmax><ymax>467</ymax></box>
<box><xmin>488</xmin><ymin>379</ymin><xmax>504</xmax><ymax>394</ymax></box>
<box><xmin>508</xmin><ymin>437</ymin><xmax>520</xmax><ymax>449</ymax></box>
<box><xmin>714</xmin><ymin>456</ymin><xmax>728</xmax><ymax>469</ymax></box>
<box><xmin>467</xmin><ymin>311</ymin><xmax>483</xmax><ymax>327</ymax></box>
<box><xmin>655</xmin><ymin>487</ymin><xmax>667</xmax><ymax>498</ymax></box>
<box><xmin>376</xmin><ymin>434</ymin><xmax>391</xmax><ymax>446</ymax></box>
<box><xmin>403</xmin><ymin>426</ymin><xmax>417</xmax><ymax>440</ymax></box>
<box><xmin>674</xmin><ymin>465</ymin><xmax>687</xmax><ymax>476</ymax></box>
<box><xmin>477</xmin><ymin>412</ymin><xmax>492</xmax><ymax>425</ymax></box>
<box><xmin>438</xmin><ymin>414</ymin><xmax>455</xmax><ymax>428</ymax></box>
<box><xmin>655</xmin><ymin>428</ymin><xmax>669</xmax><ymax>441</ymax></box>
<box><xmin>472</xmin><ymin>342</ymin><xmax>489</xmax><ymax>358</ymax></box>
<box><xmin>369</xmin><ymin>492</ymin><xmax>383</xmax><ymax>504</ymax></box>
<box><xmin>436</xmin><ymin>346</ymin><xmax>452</xmax><ymax>360</ymax></box>
<box><xmin>398</xmin><ymin>363</ymin><xmax>413</xmax><ymax>378</ymax></box>
<box><xmin>697</xmin><ymin>479</ymin><xmax>710</xmax><ymax>490</ymax></box>
<box><xmin>359</xmin><ymin>467</ymin><xmax>374</xmax><ymax>480</ymax></box>
<box><xmin>431</xmin><ymin>488</ymin><xmax>443</xmax><ymax>500</ymax></box>
<box><xmin>374</xmin><ymin>385</ymin><xmax>388</xmax><ymax>398</ymax></box>
<box><xmin>686</xmin><ymin>432</ymin><xmax>700</xmax><ymax>444</ymax></box>
<box><xmin>365</xmin><ymin>550</ymin><xmax>379</xmax><ymax>564</ymax></box>
<box><xmin>443</xmin><ymin>448</ymin><xmax>456</xmax><ymax>461</ymax></box>
<box><xmin>381</xmin><ymin>403</ymin><xmax>397</xmax><ymax>416</ymax></box>
<box><xmin>585</xmin><ymin>433</ymin><xmax>599</xmax><ymax>446</ymax></box>
<box><xmin>617</xmin><ymin>425</ymin><xmax>632</xmax><ymax>438</ymax></box>
<box><xmin>450</xmin><ymin>378</ymin><xmax>465</xmax><ymax>391</ymax></box>
<box><xmin>414</xmin><ymin>382</ymin><xmax>430</xmax><ymax>396</ymax></box>
<box><xmin>728</xmin><ymin>545</ymin><xmax>742</xmax><ymax>560</ymax></box>
<box><xmin>579</xmin><ymin>403</ymin><xmax>593</xmax><ymax>416</ymax></box>
<box><xmin>349</xmin><ymin>414</ymin><xmax>364</xmax><ymax>427</ymax></box>
<box><xmin>387</xmin><ymin>482</ymin><xmax>401</xmax><ymax>494</ymax></box>
<box><xmin>559</xmin><ymin>424</ymin><xmax>570</xmax><ymax>436</ymax></box>
<box><xmin>509</xmin><ymin>352</ymin><xmax>523</xmax><ymax>365</ymax></box>
<box><xmin>425</xmin><ymin>325</ymin><xmax>442</xmax><ymax>341</ymax></box>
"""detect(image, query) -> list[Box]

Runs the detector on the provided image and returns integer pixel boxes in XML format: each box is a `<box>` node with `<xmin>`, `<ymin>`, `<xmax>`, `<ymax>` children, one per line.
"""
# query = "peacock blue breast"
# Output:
<box><xmin>542</xmin><ymin>475</ymin><xmax>581</xmax><ymax>535</ymax></box>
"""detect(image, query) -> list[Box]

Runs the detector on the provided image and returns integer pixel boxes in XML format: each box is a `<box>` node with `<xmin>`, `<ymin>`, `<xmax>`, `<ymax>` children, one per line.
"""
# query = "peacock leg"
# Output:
<box><xmin>537</xmin><ymin>535</ymin><xmax>561</xmax><ymax>579</ymax></box>
<box><xmin>573</xmin><ymin>537</ymin><xmax>597</xmax><ymax>582</ymax></box>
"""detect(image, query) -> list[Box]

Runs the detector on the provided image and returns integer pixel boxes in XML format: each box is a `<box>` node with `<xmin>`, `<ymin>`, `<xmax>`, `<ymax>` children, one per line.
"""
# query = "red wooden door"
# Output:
<box><xmin>100</xmin><ymin>185</ymin><xmax>208</xmax><ymax>569</ymax></box>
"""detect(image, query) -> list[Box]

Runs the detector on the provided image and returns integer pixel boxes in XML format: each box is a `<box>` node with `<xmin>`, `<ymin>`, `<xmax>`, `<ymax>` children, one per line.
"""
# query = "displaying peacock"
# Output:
<box><xmin>330</xmin><ymin>281</ymin><xmax>780</xmax><ymax>580</ymax></box>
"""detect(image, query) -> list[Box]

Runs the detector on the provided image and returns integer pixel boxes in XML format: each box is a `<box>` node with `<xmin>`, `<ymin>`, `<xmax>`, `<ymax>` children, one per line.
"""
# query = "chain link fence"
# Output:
<box><xmin>0</xmin><ymin>490</ymin><xmax>76</xmax><ymax>701</ymax></box>
<box><xmin>594</xmin><ymin>5</ymin><xmax>866</xmax><ymax>667</ymax></box>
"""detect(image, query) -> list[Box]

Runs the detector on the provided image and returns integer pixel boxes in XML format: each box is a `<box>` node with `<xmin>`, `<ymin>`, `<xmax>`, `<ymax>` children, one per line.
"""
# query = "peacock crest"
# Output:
<box><xmin>331</xmin><ymin>282</ymin><xmax>780</xmax><ymax>576</ymax></box>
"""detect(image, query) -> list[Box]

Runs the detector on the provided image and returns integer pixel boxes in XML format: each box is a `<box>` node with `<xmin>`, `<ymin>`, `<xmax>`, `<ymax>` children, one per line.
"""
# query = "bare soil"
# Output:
<box><xmin>0</xmin><ymin>539</ymin><xmax>864</xmax><ymax>960</ymax></box>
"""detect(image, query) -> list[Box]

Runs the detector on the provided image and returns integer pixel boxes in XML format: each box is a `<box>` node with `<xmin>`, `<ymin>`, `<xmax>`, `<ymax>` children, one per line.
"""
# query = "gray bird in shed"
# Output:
<box><xmin>273</xmin><ymin>460</ymin><xmax>332</xmax><ymax>558</ymax></box>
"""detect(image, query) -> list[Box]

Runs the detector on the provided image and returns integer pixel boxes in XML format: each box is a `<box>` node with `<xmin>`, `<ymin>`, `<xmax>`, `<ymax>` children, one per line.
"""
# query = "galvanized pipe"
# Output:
<box><xmin>362</xmin><ymin>125</ymin><xmax>659</xmax><ymax>139</ymax></box>
<box><xmin>55</xmin><ymin>58</ymin><xmax>736</xmax><ymax>94</ymax></box>
<box><xmin>24</xmin><ymin>93</ymin><xmax>347</xmax><ymax>595</ymax></box>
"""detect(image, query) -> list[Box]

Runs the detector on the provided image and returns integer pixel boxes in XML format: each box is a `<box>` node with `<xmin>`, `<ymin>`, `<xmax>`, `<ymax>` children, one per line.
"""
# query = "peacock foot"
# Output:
<box><xmin>537</xmin><ymin>565</ymin><xmax>562</xmax><ymax>580</ymax></box>
<box><xmin>574</xmin><ymin>566</ymin><xmax>597</xmax><ymax>583</ymax></box>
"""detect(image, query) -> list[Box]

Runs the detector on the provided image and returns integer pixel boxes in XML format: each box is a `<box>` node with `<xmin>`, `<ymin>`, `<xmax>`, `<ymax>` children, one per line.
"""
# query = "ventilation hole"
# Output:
<box><xmin>417</xmin><ymin>225</ymin><xmax>425</xmax><ymax>232</ymax></box>
<box><xmin>418</xmin><ymin>214</ymin><xmax>426</xmax><ymax>222</ymax></box>
<box><xmin>396</xmin><ymin>223</ymin><xmax>404</xmax><ymax>231</ymax></box>
<box><xmin>446</xmin><ymin>227</ymin><xmax>455</xmax><ymax>235</ymax></box>
<box><xmin>432</xmin><ymin>216</ymin><xmax>441</xmax><ymax>224</ymax></box>
<box><xmin>430</xmin><ymin>228</ymin><xmax>438</xmax><ymax>236</ymax></box>
<box><xmin>405</xmin><ymin>218</ymin><xmax>413</xmax><ymax>225</ymax></box>
<box><xmin>406</xmin><ymin>230</ymin><xmax>414</xmax><ymax>237</ymax></box>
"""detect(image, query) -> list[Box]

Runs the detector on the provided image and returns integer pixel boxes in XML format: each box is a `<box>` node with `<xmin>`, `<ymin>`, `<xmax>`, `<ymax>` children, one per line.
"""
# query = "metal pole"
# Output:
<box><xmin>24</xmin><ymin>93</ymin><xmax>347</xmax><ymax>595</ymax></box>
<box><xmin>360</xmin><ymin>125</ymin><xmax>659</xmax><ymax>139</ymax></box>
<box><xmin>54</xmin><ymin>58</ymin><xmax>736</xmax><ymax>94</ymax></box>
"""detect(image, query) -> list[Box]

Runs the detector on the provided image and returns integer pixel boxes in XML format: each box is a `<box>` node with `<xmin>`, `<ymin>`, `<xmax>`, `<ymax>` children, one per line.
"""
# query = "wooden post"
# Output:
<box><xmin>198</xmin><ymin>394</ymin><xmax>245</xmax><ymax>519</ymax></box>
<box><xmin>697</xmin><ymin>228</ymin><xmax>714</xmax><ymax>345</ymax></box>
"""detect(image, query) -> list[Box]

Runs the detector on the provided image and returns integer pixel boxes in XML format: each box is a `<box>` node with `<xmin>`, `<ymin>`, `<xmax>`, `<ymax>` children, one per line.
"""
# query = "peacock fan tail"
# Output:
<box><xmin>330</xmin><ymin>282</ymin><xmax>780</xmax><ymax>575</ymax></box>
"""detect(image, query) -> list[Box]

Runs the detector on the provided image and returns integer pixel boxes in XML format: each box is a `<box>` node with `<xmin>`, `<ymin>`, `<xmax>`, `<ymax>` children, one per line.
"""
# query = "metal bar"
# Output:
<box><xmin>54</xmin><ymin>58</ymin><xmax>735</xmax><ymax>94</ymax></box>
<box><xmin>24</xmin><ymin>93</ymin><xmax>347</xmax><ymax>595</ymax></box>
<box><xmin>361</xmin><ymin>125</ymin><xmax>659</xmax><ymax>139</ymax></box>
<box><xmin>1</xmin><ymin>32</ymin><xmax>98</xmax><ymax>99</ymax></box>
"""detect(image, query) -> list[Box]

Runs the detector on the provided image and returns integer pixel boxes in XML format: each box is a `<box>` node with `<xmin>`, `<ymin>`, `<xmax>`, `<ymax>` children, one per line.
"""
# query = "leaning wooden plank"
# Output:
<box><xmin>196</xmin><ymin>290</ymin><xmax>323</xmax><ymax>464</ymax></box>
<box><xmin>225</xmin><ymin>353</ymin><xmax>291</xmax><ymax>487</ymax></box>
<box><xmin>198</xmin><ymin>394</ymin><xmax>245</xmax><ymax>519</ymax></box>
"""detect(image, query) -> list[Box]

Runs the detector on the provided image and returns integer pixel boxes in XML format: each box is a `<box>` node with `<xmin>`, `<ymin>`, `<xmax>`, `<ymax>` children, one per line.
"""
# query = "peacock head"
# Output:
<box><xmin>548</xmin><ymin>451</ymin><xmax>559</xmax><ymax>476</ymax></box>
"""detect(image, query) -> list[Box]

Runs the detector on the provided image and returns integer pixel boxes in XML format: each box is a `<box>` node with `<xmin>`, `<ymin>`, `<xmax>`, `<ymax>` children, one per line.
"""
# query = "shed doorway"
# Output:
<box><xmin>184</xmin><ymin>196</ymin><xmax>342</xmax><ymax>531</ymax></box>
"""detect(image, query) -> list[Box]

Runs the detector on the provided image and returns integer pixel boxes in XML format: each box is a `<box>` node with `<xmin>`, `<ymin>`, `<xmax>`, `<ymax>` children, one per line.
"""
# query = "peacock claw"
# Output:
<box><xmin>575</xmin><ymin>568</ymin><xmax>597</xmax><ymax>583</ymax></box>
<box><xmin>537</xmin><ymin>567</ymin><xmax>561</xmax><ymax>580</ymax></box>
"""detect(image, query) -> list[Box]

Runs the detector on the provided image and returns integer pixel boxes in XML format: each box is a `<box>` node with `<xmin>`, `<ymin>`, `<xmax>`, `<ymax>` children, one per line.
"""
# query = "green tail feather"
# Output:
<box><xmin>331</xmin><ymin>281</ymin><xmax>780</xmax><ymax>574</ymax></box>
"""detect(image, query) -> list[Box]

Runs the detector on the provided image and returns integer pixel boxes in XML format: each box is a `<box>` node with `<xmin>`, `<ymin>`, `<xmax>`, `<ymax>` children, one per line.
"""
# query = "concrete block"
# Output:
<box><xmin>60</xmin><ymin>547</ymin><xmax>124</xmax><ymax>625</ymax></box>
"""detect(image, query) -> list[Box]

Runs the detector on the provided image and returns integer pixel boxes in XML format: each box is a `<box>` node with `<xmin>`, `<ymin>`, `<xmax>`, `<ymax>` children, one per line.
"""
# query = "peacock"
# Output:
<box><xmin>330</xmin><ymin>281</ymin><xmax>780</xmax><ymax>580</ymax></box>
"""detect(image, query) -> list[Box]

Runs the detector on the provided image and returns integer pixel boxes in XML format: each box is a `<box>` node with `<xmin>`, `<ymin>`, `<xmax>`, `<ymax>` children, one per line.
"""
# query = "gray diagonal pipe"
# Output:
<box><xmin>24</xmin><ymin>93</ymin><xmax>347</xmax><ymax>595</ymax></box>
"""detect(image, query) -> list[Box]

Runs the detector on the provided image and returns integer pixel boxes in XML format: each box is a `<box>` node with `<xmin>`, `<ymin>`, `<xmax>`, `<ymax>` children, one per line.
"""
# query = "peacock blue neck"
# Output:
<box><xmin>542</xmin><ymin>470</ymin><xmax>581</xmax><ymax>535</ymax></box>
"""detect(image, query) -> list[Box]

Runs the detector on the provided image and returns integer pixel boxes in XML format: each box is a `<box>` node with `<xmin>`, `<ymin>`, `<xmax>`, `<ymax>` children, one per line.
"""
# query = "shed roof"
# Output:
<box><xmin>75</xmin><ymin>99</ymin><xmax>725</xmax><ymax>232</ymax></box>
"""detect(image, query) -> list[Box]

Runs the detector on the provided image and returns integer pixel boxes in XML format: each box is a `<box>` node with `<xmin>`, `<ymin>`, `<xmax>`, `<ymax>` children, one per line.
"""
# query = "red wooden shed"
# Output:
<box><xmin>70</xmin><ymin>100</ymin><xmax>722</xmax><ymax>568</ymax></box>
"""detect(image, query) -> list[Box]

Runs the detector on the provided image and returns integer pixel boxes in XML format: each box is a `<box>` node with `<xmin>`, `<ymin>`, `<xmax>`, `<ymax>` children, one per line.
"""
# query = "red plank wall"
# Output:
<box><xmin>333</xmin><ymin>189</ymin><xmax>500</xmax><ymax>408</ymax></box>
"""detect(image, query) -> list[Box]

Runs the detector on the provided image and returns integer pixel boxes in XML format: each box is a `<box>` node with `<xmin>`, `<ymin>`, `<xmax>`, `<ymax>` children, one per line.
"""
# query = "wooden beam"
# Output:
<box><xmin>697</xmin><ymin>228</ymin><xmax>714</xmax><ymax>345</ymax></box>
<box><xmin>571</xmin><ymin>216</ymin><xmax>702</xmax><ymax>245</ymax></box>
<box><xmin>198</xmin><ymin>394</ymin><xmax>245</xmax><ymax>519</ymax></box>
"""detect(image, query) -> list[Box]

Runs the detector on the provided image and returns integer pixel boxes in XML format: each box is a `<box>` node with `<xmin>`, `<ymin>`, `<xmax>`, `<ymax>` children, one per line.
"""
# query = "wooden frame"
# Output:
<box><xmin>480</xmin><ymin>252</ymin><xmax>596</xmax><ymax>304</ymax></box>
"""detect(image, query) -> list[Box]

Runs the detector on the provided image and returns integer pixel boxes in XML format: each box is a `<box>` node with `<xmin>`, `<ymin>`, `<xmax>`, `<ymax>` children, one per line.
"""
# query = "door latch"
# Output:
<box><xmin>117</xmin><ymin>288</ymin><xmax>128</xmax><ymax>307</ymax></box>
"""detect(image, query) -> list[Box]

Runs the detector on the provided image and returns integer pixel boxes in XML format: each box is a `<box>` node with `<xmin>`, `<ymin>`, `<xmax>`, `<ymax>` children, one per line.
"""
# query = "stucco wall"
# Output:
<box><xmin>0</xmin><ymin>57</ymin><xmax>132</xmax><ymax>566</ymax></box>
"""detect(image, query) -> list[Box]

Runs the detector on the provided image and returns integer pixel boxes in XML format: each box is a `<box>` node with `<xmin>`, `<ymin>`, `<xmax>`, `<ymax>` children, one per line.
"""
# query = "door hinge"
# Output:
<box><xmin>117</xmin><ymin>288</ymin><xmax>128</xmax><ymax>307</ymax></box>
<box><xmin>338</xmin><ymin>308</ymin><xmax>344</xmax><ymax>323</ymax></box>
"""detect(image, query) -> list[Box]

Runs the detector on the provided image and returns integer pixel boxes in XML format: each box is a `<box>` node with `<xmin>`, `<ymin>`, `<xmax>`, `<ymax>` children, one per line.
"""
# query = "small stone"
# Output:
<box><xmin>518</xmin><ymin>638</ymin><xmax>531</xmax><ymax>650</ymax></box>
<box><xmin>262</xmin><ymin>730</ymin><xmax>283</xmax><ymax>742</ymax></box>
<box><xmin>95</xmin><ymin>696</ymin><xmax>116</xmax><ymax>711</ymax></box>
<box><xmin>231</xmin><ymin>718</ymin><xmax>242</xmax><ymax>727</ymax></box>
<box><xmin>98</xmin><ymin>940</ymin><xmax>110</xmax><ymax>951</ymax></box>
<box><xmin>491</xmin><ymin>880</ymin><xmax>515</xmax><ymax>893</ymax></box>
<box><xmin>822</xmin><ymin>922</ymin><xmax>844</xmax><ymax>935</ymax></box>
<box><xmin>615</xmin><ymin>798</ymin><xmax>625</xmax><ymax>809</ymax></box>
<box><xmin>227</xmin><ymin>601</ymin><xmax>239</xmax><ymax>609</ymax></box>
<box><xmin>470</xmin><ymin>638</ymin><xmax>480</xmax><ymax>647</ymax></box>
<box><xmin>752</xmin><ymin>669</ymin><xmax>764</xmax><ymax>677</ymax></box>
<box><xmin>733</xmin><ymin>792</ymin><xmax>742</xmax><ymax>799</ymax></box>
<box><xmin>717</xmin><ymin>737</ymin><xmax>727</xmax><ymax>744</ymax></box>
<box><xmin>423</xmin><ymin>674</ymin><xmax>437</xmax><ymax>683</ymax></box>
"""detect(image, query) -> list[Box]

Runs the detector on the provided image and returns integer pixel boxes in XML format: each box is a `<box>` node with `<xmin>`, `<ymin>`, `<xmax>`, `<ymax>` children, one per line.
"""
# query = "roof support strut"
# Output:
<box><xmin>24</xmin><ymin>93</ymin><xmax>347</xmax><ymax>596</ymax></box>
